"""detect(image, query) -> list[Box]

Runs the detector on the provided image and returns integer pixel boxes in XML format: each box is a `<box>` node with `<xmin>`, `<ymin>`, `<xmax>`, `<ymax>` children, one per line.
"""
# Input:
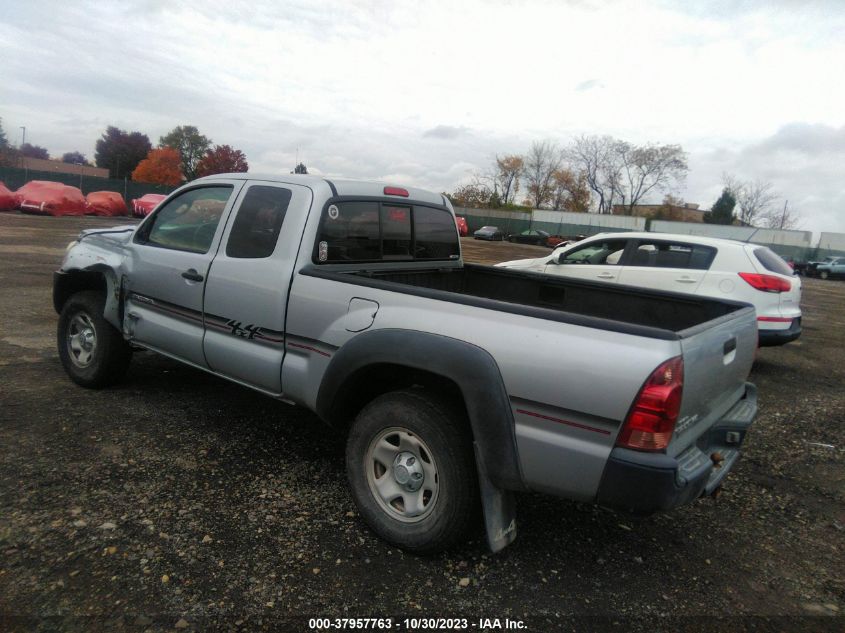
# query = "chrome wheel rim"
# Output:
<box><xmin>365</xmin><ymin>427</ymin><xmax>439</xmax><ymax>523</ymax></box>
<box><xmin>67</xmin><ymin>313</ymin><xmax>97</xmax><ymax>368</ymax></box>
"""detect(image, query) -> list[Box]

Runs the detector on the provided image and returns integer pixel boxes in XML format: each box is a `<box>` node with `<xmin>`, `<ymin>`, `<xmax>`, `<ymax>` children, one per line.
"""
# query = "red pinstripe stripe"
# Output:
<box><xmin>516</xmin><ymin>408</ymin><xmax>611</xmax><ymax>435</ymax></box>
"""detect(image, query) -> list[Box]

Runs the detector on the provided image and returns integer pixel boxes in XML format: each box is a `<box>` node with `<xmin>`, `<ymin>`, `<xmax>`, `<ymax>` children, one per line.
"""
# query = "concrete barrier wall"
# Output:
<box><xmin>816</xmin><ymin>232</ymin><xmax>845</xmax><ymax>258</ymax></box>
<box><xmin>455</xmin><ymin>207</ymin><xmax>644</xmax><ymax>237</ymax></box>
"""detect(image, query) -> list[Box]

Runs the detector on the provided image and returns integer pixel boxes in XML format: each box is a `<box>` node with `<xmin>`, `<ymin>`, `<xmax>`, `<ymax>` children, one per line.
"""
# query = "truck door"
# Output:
<box><xmin>202</xmin><ymin>182</ymin><xmax>313</xmax><ymax>393</ymax></box>
<box><xmin>125</xmin><ymin>183</ymin><xmax>242</xmax><ymax>367</ymax></box>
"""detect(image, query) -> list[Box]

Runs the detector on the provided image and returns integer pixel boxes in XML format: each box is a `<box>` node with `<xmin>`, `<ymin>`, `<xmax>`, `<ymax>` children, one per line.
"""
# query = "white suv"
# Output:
<box><xmin>496</xmin><ymin>231</ymin><xmax>802</xmax><ymax>346</ymax></box>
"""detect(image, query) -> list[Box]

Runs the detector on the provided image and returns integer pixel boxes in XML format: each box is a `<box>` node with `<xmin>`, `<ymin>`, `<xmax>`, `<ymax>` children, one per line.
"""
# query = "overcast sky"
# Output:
<box><xmin>2</xmin><ymin>0</ymin><xmax>843</xmax><ymax>235</ymax></box>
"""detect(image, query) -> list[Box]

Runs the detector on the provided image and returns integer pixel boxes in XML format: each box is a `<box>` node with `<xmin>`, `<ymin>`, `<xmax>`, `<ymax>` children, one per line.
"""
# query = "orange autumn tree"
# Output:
<box><xmin>131</xmin><ymin>147</ymin><xmax>183</xmax><ymax>185</ymax></box>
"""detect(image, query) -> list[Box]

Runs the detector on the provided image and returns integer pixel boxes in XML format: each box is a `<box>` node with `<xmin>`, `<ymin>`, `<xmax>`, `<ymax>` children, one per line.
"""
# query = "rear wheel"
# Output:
<box><xmin>345</xmin><ymin>389</ymin><xmax>478</xmax><ymax>554</ymax></box>
<box><xmin>57</xmin><ymin>291</ymin><xmax>132</xmax><ymax>388</ymax></box>
<box><xmin>820</xmin><ymin>270</ymin><xmax>829</xmax><ymax>279</ymax></box>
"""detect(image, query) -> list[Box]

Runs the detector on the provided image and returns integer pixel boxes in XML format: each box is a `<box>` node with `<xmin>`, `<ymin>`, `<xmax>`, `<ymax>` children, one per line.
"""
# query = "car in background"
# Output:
<box><xmin>473</xmin><ymin>225</ymin><xmax>505</xmax><ymax>241</ymax></box>
<box><xmin>455</xmin><ymin>216</ymin><xmax>468</xmax><ymax>237</ymax></box>
<box><xmin>816</xmin><ymin>256</ymin><xmax>845</xmax><ymax>280</ymax></box>
<box><xmin>131</xmin><ymin>193</ymin><xmax>168</xmax><ymax>218</ymax></box>
<box><xmin>496</xmin><ymin>231</ymin><xmax>802</xmax><ymax>346</ymax></box>
<box><xmin>804</xmin><ymin>255</ymin><xmax>844</xmax><ymax>278</ymax></box>
<box><xmin>507</xmin><ymin>229</ymin><xmax>550</xmax><ymax>245</ymax></box>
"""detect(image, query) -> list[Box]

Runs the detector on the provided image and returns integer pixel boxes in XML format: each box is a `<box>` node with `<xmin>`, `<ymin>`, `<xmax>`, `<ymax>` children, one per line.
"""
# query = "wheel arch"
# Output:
<box><xmin>316</xmin><ymin>328</ymin><xmax>524</xmax><ymax>493</ymax></box>
<box><xmin>53</xmin><ymin>267</ymin><xmax>122</xmax><ymax>329</ymax></box>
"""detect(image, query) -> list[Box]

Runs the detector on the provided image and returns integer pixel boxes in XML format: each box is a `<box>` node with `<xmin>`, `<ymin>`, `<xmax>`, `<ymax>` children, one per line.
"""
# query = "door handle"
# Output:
<box><xmin>181</xmin><ymin>269</ymin><xmax>204</xmax><ymax>282</ymax></box>
<box><xmin>675</xmin><ymin>277</ymin><xmax>697</xmax><ymax>283</ymax></box>
<box><xmin>597</xmin><ymin>273</ymin><xmax>615</xmax><ymax>279</ymax></box>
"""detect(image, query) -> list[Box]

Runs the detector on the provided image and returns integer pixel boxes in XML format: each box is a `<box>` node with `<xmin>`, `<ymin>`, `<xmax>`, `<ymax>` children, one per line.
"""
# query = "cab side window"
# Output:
<box><xmin>226</xmin><ymin>186</ymin><xmax>292</xmax><ymax>259</ymax></box>
<box><xmin>137</xmin><ymin>186</ymin><xmax>233</xmax><ymax>254</ymax></box>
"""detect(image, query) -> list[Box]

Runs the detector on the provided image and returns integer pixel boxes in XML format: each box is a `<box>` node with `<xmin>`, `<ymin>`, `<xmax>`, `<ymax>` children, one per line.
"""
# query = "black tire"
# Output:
<box><xmin>57</xmin><ymin>291</ymin><xmax>132</xmax><ymax>388</ymax></box>
<box><xmin>345</xmin><ymin>389</ymin><xmax>479</xmax><ymax>554</ymax></box>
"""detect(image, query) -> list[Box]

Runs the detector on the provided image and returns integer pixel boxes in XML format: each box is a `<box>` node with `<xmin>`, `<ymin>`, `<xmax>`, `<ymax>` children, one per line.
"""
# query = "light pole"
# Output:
<box><xmin>19</xmin><ymin>126</ymin><xmax>26</xmax><ymax>147</ymax></box>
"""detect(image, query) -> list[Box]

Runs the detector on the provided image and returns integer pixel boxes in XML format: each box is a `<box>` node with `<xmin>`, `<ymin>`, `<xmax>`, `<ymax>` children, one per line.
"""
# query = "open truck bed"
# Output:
<box><xmin>342</xmin><ymin>263</ymin><xmax>752</xmax><ymax>338</ymax></box>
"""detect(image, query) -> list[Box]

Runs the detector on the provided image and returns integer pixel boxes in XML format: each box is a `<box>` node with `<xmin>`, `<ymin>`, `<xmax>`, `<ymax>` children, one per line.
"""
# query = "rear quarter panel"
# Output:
<box><xmin>284</xmin><ymin>273</ymin><xmax>680</xmax><ymax>500</ymax></box>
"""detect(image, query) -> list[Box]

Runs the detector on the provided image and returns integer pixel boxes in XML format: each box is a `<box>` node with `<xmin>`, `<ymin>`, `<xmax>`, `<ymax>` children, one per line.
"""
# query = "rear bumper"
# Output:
<box><xmin>758</xmin><ymin>317</ymin><xmax>801</xmax><ymax>346</ymax></box>
<box><xmin>595</xmin><ymin>383</ymin><xmax>757</xmax><ymax>514</ymax></box>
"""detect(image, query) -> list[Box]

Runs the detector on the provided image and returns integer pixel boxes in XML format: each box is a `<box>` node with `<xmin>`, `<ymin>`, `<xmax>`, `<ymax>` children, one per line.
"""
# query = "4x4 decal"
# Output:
<box><xmin>226</xmin><ymin>319</ymin><xmax>261</xmax><ymax>339</ymax></box>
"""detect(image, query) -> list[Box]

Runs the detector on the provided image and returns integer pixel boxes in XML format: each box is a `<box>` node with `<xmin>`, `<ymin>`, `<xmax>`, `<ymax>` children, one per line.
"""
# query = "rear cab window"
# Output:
<box><xmin>753</xmin><ymin>247</ymin><xmax>793</xmax><ymax>276</ymax></box>
<box><xmin>628</xmin><ymin>240</ymin><xmax>716</xmax><ymax>270</ymax></box>
<box><xmin>315</xmin><ymin>200</ymin><xmax>459</xmax><ymax>263</ymax></box>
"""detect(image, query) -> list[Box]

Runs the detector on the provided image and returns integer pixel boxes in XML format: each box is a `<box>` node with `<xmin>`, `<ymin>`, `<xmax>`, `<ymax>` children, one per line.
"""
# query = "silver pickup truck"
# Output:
<box><xmin>54</xmin><ymin>174</ymin><xmax>758</xmax><ymax>554</ymax></box>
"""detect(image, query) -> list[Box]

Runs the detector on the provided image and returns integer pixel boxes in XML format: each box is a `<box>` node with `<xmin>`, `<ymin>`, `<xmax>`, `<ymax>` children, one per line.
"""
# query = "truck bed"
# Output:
<box><xmin>332</xmin><ymin>263</ymin><xmax>752</xmax><ymax>339</ymax></box>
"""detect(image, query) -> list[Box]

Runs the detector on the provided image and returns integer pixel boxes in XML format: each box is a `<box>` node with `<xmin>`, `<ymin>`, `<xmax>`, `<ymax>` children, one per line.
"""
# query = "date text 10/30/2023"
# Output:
<box><xmin>308</xmin><ymin>618</ymin><xmax>527</xmax><ymax>630</ymax></box>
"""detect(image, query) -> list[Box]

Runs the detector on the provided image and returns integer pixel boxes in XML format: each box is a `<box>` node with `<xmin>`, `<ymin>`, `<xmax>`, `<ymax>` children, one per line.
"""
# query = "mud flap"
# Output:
<box><xmin>474</xmin><ymin>443</ymin><xmax>517</xmax><ymax>553</ymax></box>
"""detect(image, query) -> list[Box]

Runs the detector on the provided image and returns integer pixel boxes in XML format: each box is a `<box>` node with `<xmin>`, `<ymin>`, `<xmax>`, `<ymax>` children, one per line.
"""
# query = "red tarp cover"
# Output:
<box><xmin>86</xmin><ymin>191</ymin><xmax>128</xmax><ymax>217</ymax></box>
<box><xmin>0</xmin><ymin>182</ymin><xmax>16</xmax><ymax>211</ymax></box>
<box><xmin>17</xmin><ymin>181</ymin><xmax>87</xmax><ymax>216</ymax></box>
<box><xmin>131</xmin><ymin>194</ymin><xmax>167</xmax><ymax>217</ymax></box>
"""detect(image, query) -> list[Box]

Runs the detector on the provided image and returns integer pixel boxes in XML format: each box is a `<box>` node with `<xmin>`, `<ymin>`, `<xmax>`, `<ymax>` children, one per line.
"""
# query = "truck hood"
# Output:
<box><xmin>78</xmin><ymin>225</ymin><xmax>137</xmax><ymax>243</ymax></box>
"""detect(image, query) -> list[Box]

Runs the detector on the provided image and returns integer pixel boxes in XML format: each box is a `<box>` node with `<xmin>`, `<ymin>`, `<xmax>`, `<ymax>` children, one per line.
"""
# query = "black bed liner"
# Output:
<box><xmin>300</xmin><ymin>263</ymin><xmax>752</xmax><ymax>341</ymax></box>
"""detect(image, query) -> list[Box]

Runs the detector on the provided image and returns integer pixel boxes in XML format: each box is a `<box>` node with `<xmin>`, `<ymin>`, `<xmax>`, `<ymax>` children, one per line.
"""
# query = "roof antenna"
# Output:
<box><xmin>743</xmin><ymin>227</ymin><xmax>760</xmax><ymax>243</ymax></box>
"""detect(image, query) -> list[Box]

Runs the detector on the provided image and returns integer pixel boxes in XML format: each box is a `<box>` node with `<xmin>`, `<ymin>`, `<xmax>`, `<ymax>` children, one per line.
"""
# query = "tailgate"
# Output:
<box><xmin>669</xmin><ymin>305</ymin><xmax>757</xmax><ymax>456</ymax></box>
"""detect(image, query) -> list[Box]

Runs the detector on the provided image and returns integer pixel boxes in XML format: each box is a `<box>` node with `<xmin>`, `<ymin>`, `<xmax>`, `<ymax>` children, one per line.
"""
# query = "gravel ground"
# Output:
<box><xmin>0</xmin><ymin>213</ymin><xmax>842</xmax><ymax>632</ymax></box>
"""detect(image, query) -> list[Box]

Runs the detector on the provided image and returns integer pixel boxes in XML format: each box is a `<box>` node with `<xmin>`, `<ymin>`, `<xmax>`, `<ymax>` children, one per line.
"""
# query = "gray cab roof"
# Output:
<box><xmin>192</xmin><ymin>173</ymin><xmax>447</xmax><ymax>207</ymax></box>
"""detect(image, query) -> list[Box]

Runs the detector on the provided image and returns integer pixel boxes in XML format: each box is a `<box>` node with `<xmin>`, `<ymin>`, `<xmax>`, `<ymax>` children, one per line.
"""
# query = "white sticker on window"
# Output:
<box><xmin>327</xmin><ymin>204</ymin><xmax>339</xmax><ymax>220</ymax></box>
<box><xmin>318</xmin><ymin>241</ymin><xmax>328</xmax><ymax>262</ymax></box>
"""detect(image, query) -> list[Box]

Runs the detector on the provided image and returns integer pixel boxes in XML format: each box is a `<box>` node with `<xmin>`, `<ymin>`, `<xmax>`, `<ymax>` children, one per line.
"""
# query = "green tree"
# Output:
<box><xmin>95</xmin><ymin>126</ymin><xmax>153</xmax><ymax>179</ymax></box>
<box><xmin>704</xmin><ymin>188</ymin><xmax>736</xmax><ymax>225</ymax></box>
<box><xmin>159</xmin><ymin>125</ymin><xmax>211</xmax><ymax>180</ymax></box>
<box><xmin>294</xmin><ymin>162</ymin><xmax>308</xmax><ymax>174</ymax></box>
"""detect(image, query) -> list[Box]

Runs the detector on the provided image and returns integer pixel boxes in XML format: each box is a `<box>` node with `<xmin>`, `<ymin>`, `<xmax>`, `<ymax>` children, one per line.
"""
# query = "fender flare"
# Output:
<box><xmin>316</xmin><ymin>328</ymin><xmax>524</xmax><ymax>492</ymax></box>
<box><xmin>53</xmin><ymin>267</ymin><xmax>122</xmax><ymax>330</ymax></box>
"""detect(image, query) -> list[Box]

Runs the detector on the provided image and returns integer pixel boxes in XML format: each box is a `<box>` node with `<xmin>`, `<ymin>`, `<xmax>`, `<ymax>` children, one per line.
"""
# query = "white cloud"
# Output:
<box><xmin>1</xmin><ymin>0</ymin><xmax>844</xmax><ymax>235</ymax></box>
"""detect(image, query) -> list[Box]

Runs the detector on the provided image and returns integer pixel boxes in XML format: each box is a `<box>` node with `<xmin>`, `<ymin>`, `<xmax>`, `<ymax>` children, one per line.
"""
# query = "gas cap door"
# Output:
<box><xmin>345</xmin><ymin>298</ymin><xmax>380</xmax><ymax>332</ymax></box>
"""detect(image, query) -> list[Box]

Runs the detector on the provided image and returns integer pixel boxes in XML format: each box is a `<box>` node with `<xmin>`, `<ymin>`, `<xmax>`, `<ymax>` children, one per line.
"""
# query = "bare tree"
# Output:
<box><xmin>494</xmin><ymin>154</ymin><xmax>524</xmax><ymax>206</ymax></box>
<box><xmin>566</xmin><ymin>135</ymin><xmax>620</xmax><ymax>213</ymax></box>
<box><xmin>760</xmin><ymin>200</ymin><xmax>802</xmax><ymax>230</ymax></box>
<box><xmin>723</xmin><ymin>174</ymin><xmax>779</xmax><ymax>226</ymax></box>
<box><xmin>524</xmin><ymin>141</ymin><xmax>562</xmax><ymax>209</ymax></box>
<box><xmin>615</xmin><ymin>142</ymin><xmax>688</xmax><ymax>215</ymax></box>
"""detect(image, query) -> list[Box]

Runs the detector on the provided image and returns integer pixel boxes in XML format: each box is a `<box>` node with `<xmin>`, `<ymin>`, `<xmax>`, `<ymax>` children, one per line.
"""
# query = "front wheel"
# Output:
<box><xmin>820</xmin><ymin>270</ymin><xmax>829</xmax><ymax>280</ymax></box>
<box><xmin>345</xmin><ymin>389</ymin><xmax>479</xmax><ymax>554</ymax></box>
<box><xmin>57</xmin><ymin>291</ymin><xmax>132</xmax><ymax>388</ymax></box>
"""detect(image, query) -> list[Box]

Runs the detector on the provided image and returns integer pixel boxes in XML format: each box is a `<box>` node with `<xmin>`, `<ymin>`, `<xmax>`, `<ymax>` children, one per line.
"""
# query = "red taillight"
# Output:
<box><xmin>384</xmin><ymin>186</ymin><xmax>409</xmax><ymax>197</ymax></box>
<box><xmin>738</xmin><ymin>272</ymin><xmax>791</xmax><ymax>293</ymax></box>
<box><xmin>617</xmin><ymin>356</ymin><xmax>684</xmax><ymax>452</ymax></box>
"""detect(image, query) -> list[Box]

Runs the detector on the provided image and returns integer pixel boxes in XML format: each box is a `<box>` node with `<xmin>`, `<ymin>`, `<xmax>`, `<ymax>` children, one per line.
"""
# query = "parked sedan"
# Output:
<box><xmin>473</xmin><ymin>225</ymin><xmax>505</xmax><ymax>241</ymax></box>
<box><xmin>507</xmin><ymin>229</ymin><xmax>550</xmax><ymax>245</ymax></box>
<box><xmin>455</xmin><ymin>216</ymin><xmax>469</xmax><ymax>237</ymax></box>
<box><xmin>131</xmin><ymin>193</ymin><xmax>167</xmax><ymax>218</ymax></box>
<box><xmin>496</xmin><ymin>231</ymin><xmax>803</xmax><ymax>346</ymax></box>
<box><xmin>816</xmin><ymin>256</ymin><xmax>845</xmax><ymax>279</ymax></box>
